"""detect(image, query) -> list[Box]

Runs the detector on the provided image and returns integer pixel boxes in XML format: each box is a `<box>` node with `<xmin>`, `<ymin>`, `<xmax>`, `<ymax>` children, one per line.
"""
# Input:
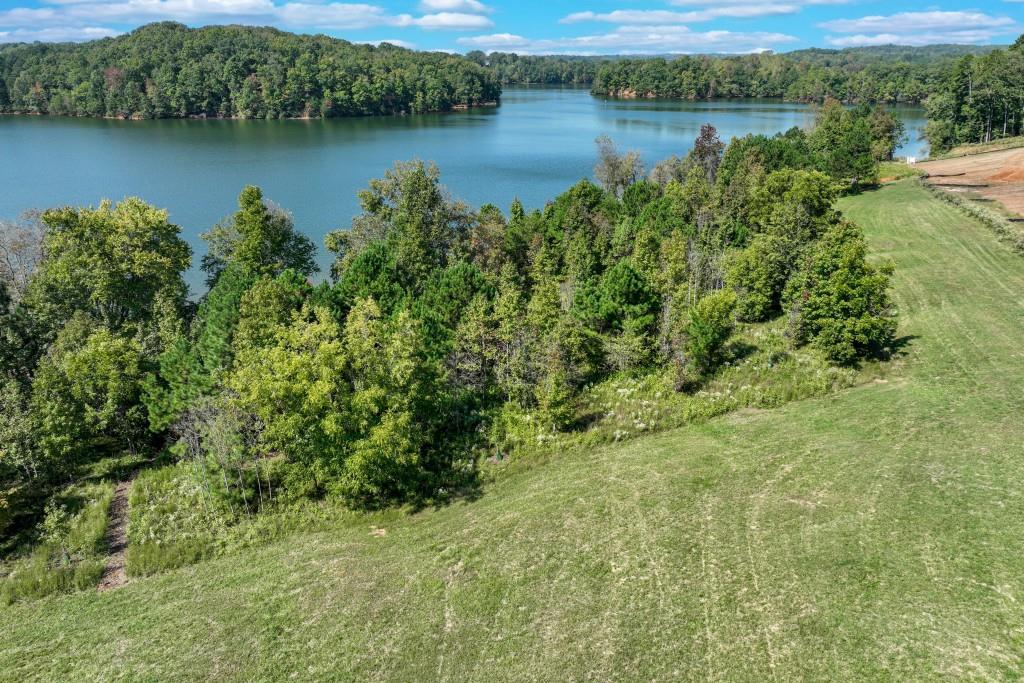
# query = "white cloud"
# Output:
<box><xmin>820</xmin><ymin>10</ymin><xmax>1019</xmax><ymax>46</ymax></box>
<box><xmin>406</xmin><ymin>12</ymin><xmax>493</xmax><ymax>30</ymax></box>
<box><xmin>277</xmin><ymin>4</ymin><xmax>397</xmax><ymax>30</ymax></box>
<box><xmin>820</xmin><ymin>11</ymin><xmax>1016</xmax><ymax>34</ymax></box>
<box><xmin>0</xmin><ymin>0</ymin><xmax>494</xmax><ymax>39</ymax></box>
<box><xmin>669</xmin><ymin>0</ymin><xmax>845</xmax><ymax>5</ymax></box>
<box><xmin>457</xmin><ymin>32</ymin><xmax>530</xmax><ymax>49</ymax></box>
<box><xmin>561</xmin><ymin>6</ymin><xmax>799</xmax><ymax>25</ymax></box>
<box><xmin>0</xmin><ymin>25</ymin><xmax>121</xmax><ymax>42</ymax></box>
<box><xmin>458</xmin><ymin>25</ymin><xmax>798</xmax><ymax>54</ymax></box>
<box><xmin>827</xmin><ymin>31</ymin><xmax>1017</xmax><ymax>47</ymax></box>
<box><xmin>418</xmin><ymin>0</ymin><xmax>491</xmax><ymax>13</ymax></box>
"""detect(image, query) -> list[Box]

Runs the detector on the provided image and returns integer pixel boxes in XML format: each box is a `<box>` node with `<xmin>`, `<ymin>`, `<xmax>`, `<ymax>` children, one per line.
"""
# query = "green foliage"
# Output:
<box><xmin>414</xmin><ymin>261</ymin><xmax>492</xmax><ymax>357</ymax></box>
<box><xmin>590</xmin><ymin>45</ymin><xmax>997</xmax><ymax>103</ymax></box>
<box><xmin>621</xmin><ymin>180</ymin><xmax>661</xmax><ymax>218</ymax></box>
<box><xmin>0</xmin><ymin>22</ymin><xmax>500</xmax><ymax>119</ymax></box>
<box><xmin>234</xmin><ymin>270</ymin><xmax>313</xmax><ymax>353</ymax></box>
<box><xmin>3</xmin><ymin>180</ymin><xmax>1017</xmax><ymax>682</ymax></box>
<box><xmin>865</xmin><ymin>105</ymin><xmax>907</xmax><ymax>161</ymax></box>
<box><xmin>230</xmin><ymin>306</ymin><xmax>349</xmax><ymax>472</ymax></box>
<box><xmin>925</xmin><ymin>46</ymin><xmax>1024</xmax><ymax>152</ymax></box>
<box><xmin>329</xmin><ymin>161</ymin><xmax>472</xmax><ymax>292</ymax></box>
<box><xmin>469</xmin><ymin>52</ymin><xmax>602</xmax><ymax>85</ymax></box>
<box><xmin>195</xmin><ymin>263</ymin><xmax>255</xmax><ymax>380</ymax></box>
<box><xmin>31</xmin><ymin>317</ymin><xmax>147</xmax><ymax>464</ymax></box>
<box><xmin>684</xmin><ymin>290</ymin><xmax>737</xmax><ymax>374</ymax></box>
<box><xmin>785</xmin><ymin>221</ymin><xmax>897</xmax><ymax>365</ymax></box>
<box><xmin>330</xmin><ymin>240</ymin><xmax>404</xmax><ymax>314</ymax></box>
<box><xmin>202</xmin><ymin>186</ymin><xmax>317</xmax><ymax>283</ymax></box>
<box><xmin>808</xmin><ymin>99</ymin><xmax>878</xmax><ymax>188</ymax></box>
<box><xmin>142</xmin><ymin>335</ymin><xmax>205</xmax><ymax>433</ymax></box>
<box><xmin>594</xmin><ymin>136</ymin><xmax>644</xmax><ymax>198</ymax></box>
<box><xmin>594</xmin><ymin>260</ymin><xmax>660</xmax><ymax>335</ymax></box>
<box><xmin>726</xmin><ymin>234</ymin><xmax>790</xmax><ymax>322</ymax></box>
<box><xmin>750</xmin><ymin>169</ymin><xmax>839</xmax><ymax>244</ymax></box>
<box><xmin>0</xmin><ymin>481</ymin><xmax>113</xmax><ymax>604</ymax></box>
<box><xmin>26</xmin><ymin>198</ymin><xmax>190</xmax><ymax>340</ymax></box>
<box><xmin>1</xmin><ymin>111</ymin><xmax>910</xmax><ymax>565</ymax></box>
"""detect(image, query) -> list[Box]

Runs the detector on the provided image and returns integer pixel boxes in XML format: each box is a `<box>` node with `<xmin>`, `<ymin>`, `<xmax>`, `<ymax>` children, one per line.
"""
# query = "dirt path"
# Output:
<box><xmin>97</xmin><ymin>477</ymin><xmax>134</xmax><ymax>592</ymax></box>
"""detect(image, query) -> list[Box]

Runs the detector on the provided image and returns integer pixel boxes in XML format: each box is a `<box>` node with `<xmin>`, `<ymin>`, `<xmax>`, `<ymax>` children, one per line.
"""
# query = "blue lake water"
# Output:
<box><xmin>0</xmin><ymin>87</ymin><xmax>927</xmax><ymax>291</ymax></box>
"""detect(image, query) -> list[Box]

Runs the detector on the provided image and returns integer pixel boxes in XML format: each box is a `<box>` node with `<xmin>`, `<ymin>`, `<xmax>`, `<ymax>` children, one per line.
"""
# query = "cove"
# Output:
<box><xmin>0</xmin><ymin>87</ymin><xmax>926</xmax><ymax>291</ymax></box>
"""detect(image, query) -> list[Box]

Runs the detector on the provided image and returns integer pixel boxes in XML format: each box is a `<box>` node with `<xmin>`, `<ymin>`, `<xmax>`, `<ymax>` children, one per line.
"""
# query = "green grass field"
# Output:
<box><xmin>2</xmin><ymin>179</ymin><xmax>1023</xmax><ymax>681</ymax></box>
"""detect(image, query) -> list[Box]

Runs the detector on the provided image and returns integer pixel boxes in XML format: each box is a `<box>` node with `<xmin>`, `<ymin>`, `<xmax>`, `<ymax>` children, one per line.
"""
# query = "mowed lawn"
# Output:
<box><xmin>2</xmin><ymin>180</ymin><xmax>1024</xmax><ymax>681</ymax></box>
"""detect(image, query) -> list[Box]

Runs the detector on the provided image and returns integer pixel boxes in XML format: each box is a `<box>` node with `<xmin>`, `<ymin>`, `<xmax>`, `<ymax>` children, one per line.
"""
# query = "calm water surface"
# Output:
<box><xmin>0</xmin><ymin>88</ymin><xmax>926</xmax><ymax>290</ymax></box>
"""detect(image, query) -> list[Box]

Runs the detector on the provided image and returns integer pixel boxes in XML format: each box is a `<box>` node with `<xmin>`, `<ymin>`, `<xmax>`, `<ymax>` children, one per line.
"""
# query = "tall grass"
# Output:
<box><xmin>930</xmin><ymin>135</ymin><xmax>1024</xmax><ymax>160</ymax></box>
<box><xmin>0</xmin><ymin>481</ymin><xmax>115</xmax><ymax>604</ymax></box>
<box><xmin>486</xmin><ymin>317</ymin><xmax>873</xmax><ymax>468</ymax></box>
<box><xmin>126</xmin><ymin>462</ymin><xmax>361</xmax><ymax>576</ymax></box>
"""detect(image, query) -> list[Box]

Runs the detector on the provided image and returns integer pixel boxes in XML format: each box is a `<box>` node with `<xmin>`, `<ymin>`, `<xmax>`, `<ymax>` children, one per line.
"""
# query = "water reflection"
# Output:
<box><xmin>0</xmin><ymin>86</ymin><xmax>927</xmax><ymax>291</ymax></box>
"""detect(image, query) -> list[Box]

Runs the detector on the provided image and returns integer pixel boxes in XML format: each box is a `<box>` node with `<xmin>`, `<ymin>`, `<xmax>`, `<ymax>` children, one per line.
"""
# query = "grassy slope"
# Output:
<box><xmin>2</xmin><ymin>180</ymin><xmax>1023</xmax><ymax>681</ymax></box>
<box><xmin>932</xmin><ymin>135</ymin><xmax>1024</xmax><ymax>160</ymax></box>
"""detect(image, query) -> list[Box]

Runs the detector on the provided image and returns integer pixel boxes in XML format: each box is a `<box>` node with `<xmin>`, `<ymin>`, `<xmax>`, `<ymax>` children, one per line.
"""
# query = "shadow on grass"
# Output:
<box><xmin>880</xmin><ymin>334</ymin><xmax>918</xmax><ymax>362</ymax></box>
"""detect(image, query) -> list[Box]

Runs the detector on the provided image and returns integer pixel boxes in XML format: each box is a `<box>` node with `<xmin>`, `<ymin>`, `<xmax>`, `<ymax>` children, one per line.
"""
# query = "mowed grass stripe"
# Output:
<box><xmin>1</xmin><ymin>180</ymin><xmax>1023</xmax><ymax>681</ymax></box>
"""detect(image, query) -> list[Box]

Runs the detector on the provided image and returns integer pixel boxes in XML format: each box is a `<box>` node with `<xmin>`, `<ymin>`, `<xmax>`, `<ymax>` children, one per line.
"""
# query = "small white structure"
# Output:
<box><xmin>906</xmin><ymin>156</ymin><xmax>917</xmax><ymax>165</ymax></box>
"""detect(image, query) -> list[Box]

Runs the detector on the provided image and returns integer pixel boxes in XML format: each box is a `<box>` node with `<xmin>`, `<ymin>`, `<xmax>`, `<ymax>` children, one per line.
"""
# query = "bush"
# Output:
<box><xmin>685</xmin><ymin>290</ymin><xmax>737</xmax><ymax>374</ymax></box>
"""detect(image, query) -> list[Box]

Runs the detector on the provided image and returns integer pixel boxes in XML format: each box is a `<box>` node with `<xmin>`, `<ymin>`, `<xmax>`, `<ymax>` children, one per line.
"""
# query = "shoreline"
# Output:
<box><xmin>0</xmin><ymin>100</ymin><xmax>500</xmax><ymax>122</ymax></box>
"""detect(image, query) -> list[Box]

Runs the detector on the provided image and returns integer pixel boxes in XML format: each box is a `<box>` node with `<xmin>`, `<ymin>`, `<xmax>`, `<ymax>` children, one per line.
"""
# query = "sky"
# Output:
<box><xmin>0</xmin><ymin>0</ymin><xmax>1020</xmax><ymax>53</ymax></box>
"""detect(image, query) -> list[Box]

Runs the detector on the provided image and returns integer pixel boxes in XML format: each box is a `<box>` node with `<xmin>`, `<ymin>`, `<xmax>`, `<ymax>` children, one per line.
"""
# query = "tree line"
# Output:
<box><xmin>1</xmin><ymin>108</ymin><xmax>900</xmax><ymax>530</ymax></box>
<box><xmin>466</xmin><ymin>53</ymin><xmax>603</xmax><ymax>85</ymax></box>
<box><xmin>0</xmin><ymin>22</ymin><xmax>501</xmax><ymax>119</ymax></box>
<box><xmin>590</xmin><ymin>45</ymin><xmax>1005</xmax><ymax>104</ymax></box>
<box><xmin>924</xmin><ymin>37</ymin><xmax>1024</xmax><ymax>152</ymax></box>
<box><xmin>1</xmin><ymin>24</ymin><xmax>1006</xmax><ymax>123</ymax></box>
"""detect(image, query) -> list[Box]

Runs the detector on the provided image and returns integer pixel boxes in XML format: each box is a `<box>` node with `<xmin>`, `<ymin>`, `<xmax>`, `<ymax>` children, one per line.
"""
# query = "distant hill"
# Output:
<box><xmin>0</xmin><ymin>22</ymin><xmax>501</xmax><ymax>119</ymax></box>
<box><xmin>469</xmin><ymin>43</ymin><xmax>1008</xmax><ymax>93</ymax></box>
<box><xmin>587</xmin><ymin>41</ymin><xmax>1017</xmax><ymax>103</ymax></box>
<box><xmin>785</xmin><ymin>44</ymin><xmax>1005</xmax><ymax>62</ymax></box>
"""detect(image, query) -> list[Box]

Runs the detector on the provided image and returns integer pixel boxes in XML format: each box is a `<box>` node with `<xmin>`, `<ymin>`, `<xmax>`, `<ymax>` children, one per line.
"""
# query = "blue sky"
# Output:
<box><xmin>0</xmin><ymin>0</ymin><xmax>1020</xmax><ymax>53</ymax></box>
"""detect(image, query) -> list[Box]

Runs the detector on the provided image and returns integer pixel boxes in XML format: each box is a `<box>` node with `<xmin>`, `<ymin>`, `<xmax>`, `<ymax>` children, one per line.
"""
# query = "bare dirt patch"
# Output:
<box><xmin>97</xmin><ymin>477</ymin><xmax>134</xmax><ymax>592</ymax></box>
<box><xmin>919</xmin><ymin>148</ymin><xmax>1024</xmax><ymax>216</ymax></box>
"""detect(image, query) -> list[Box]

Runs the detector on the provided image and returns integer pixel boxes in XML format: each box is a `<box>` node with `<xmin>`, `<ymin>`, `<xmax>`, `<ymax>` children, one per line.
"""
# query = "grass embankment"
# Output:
<box><xmin>0</xmin><ymin>481</ymin><xmax>115</xmax><ymax>604</ymax></box>
<box><xmin>118</xmin><ymin>310</ymin><xmax>869</xmax><ymax>578</ymax></box>
<box><xmin>1</xmin><ymin>180</ymin><xmax>1023</xmax><ymax>680</ymax></box>
<box><xmin>0</xmin><ymin>451</ymin><xmax>145</xmax><ymax>603</ymax></box>
<box><xmin>930</xmin><ymin>135</ymin><xmax>1024</xmax><ymax>160</ymax></box>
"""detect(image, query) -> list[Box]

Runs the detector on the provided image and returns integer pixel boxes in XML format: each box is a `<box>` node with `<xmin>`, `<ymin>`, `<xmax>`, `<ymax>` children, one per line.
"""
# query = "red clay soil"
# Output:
<box><xmin>918</xmin><ymin>148</ymin><xmax>1024</xmax><ymax>216</ymax></box>
<box><xmin>989</xmin><ymin>167</ymin><xmax>1024</xmax><ymax>182</ymax></box>
<box><xmin>97</xmin><ymin>477</ymin><xmax>133</xmax><ymax>592</ymax></box>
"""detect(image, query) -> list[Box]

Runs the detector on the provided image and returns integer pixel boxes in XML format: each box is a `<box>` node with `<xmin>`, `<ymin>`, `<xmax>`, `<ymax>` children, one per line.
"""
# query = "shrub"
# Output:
<box><xmin>685</xmin><ymin>290</ymin><xmax>737</xmax><ymax>374</ymax></box>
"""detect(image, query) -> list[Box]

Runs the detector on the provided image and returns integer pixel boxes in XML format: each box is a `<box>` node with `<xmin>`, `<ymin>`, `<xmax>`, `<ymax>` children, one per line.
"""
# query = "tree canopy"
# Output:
<box><xmin>1</xmin><ymin>117</ymin><xmax>898</xmax><ymax>522</ymax></box>
<box><xmin>0</xmin><ymin>22</ymin><xmax>501</xmax><ymax>119</ymax></box>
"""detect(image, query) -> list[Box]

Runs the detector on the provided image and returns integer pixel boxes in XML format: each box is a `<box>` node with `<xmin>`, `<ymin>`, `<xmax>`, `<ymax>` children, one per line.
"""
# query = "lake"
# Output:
<box><xmin>0</xmin><ymin>87</ymin><xmax>927</xmax><ymax>291</ymax></box>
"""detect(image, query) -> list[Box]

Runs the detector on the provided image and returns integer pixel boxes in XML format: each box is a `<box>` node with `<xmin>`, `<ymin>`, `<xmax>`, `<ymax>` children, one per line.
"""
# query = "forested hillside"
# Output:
<box><xmin>924</xmin><ymin>37</ymin><xmax>1024</xmax><ymax>151</ymax></box>
<box><xmin>590</xmin><ymin>44</ymin><xmax>1006</xmax><ymax>103</ymax></box>
<box><xmin>467</xmin><ymin>53</ymin><xmax>604</xmax><ymax>85</ymax></box>
<box><xmin>0</xmin><ymin>22</ymin><xmax>501</xmax><ymax>119</ymax></box>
